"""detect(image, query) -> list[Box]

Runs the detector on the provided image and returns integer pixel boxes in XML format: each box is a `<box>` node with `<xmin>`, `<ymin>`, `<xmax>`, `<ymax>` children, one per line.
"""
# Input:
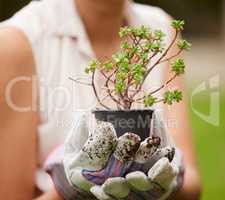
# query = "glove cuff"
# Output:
<box><xmin>46</xmin><ymin>163</ymin><xmax>95</xmax><ymax>200</ymax></box>
<box><xmin>46</xmin><ymin>163</ymin><xmax>77</xmax><ymax>200</ymax></box>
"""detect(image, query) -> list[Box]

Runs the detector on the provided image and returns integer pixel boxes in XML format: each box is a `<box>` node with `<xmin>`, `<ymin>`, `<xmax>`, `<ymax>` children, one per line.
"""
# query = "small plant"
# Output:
<box><xmin>70</xmin><ymin>20</ymin><xmax>191</xmax><ymax>110</ymax></box>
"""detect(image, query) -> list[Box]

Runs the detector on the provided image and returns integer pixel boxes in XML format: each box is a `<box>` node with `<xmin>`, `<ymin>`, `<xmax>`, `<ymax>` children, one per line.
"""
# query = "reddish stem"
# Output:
<box><xmin>130</xmin><ymin>30</ymin><xmax>179</xmax><ymax>100</ymax></box>
<box><xmin>105</xmin><ymin>70</ymin><xmax>124</xmax><ymax>108</ymax></box>
<box><xmin>92</xmin><ymin>70</ymin><xmax>110</xmax><ymax>110</ymax></box>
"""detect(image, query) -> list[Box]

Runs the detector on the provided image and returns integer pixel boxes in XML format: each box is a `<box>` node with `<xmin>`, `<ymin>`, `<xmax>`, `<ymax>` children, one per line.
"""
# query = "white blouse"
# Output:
<box><xmin>1</xmin><ymin>0</ymin><xmax>172</xmax><ymax>191</ymax></box>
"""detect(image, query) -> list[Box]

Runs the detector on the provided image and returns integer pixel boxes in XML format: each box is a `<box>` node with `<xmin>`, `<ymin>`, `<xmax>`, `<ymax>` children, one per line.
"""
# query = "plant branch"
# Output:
<box><xmin>130</xmin><ymin>30</ymin><xmax>179</xmax><ymax>99</ymax></box>
<box><xmin>135</xmin><ymin>73</ymin><xmax>177</xmax><ymax>101</ymax></box>
<box><xmin>100</xmin><ymin>94</ymin><xmax>110</xmax><ymax>102</ymax></box>
<box><xmin>99</xmin><ymin>70</ymin><xmax>114</xmax><ymax>83</ymax></box>
<box><xmin>105</xmin><ymin>70</ymin><xmax>124</xmax><ymax>109</ymax></box>
<box><xmin>68</xmin><ymin>77</ymin><xmax>92</xmax><ymax>86</ymax></box>
<box><xmin>160</xmin><ymin>49</ymin><xmax>182</xmax><ymax>63</ymax></box>
<box><xmin>150</xmin><ymin>73</ymin><xmax>177</xmax><ymax>95</ymax></box>
<box><xmin>92</xmin><ymin>71</ymin><xmax>110</xmax><ymax>110</ymax></box>
<box><xmin>145</xmin><ymin>30</ymin><xmax>178</xmax><ymax>81</ymax></box>
<box><xmin>155</xmin><ymin>98</ymin><xmax>165</xmax><ymax>103</ymax></box>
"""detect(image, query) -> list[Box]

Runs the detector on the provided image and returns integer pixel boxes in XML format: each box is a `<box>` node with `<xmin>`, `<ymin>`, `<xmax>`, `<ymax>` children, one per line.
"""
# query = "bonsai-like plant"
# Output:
<box><xmin>70</xmin><ymin>20</ymin><xmax>191</xmax><ymax>110</ymax></box>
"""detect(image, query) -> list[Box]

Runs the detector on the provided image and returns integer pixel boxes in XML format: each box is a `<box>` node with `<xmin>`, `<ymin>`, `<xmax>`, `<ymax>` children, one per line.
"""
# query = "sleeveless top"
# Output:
<box><xmin>1</xmin><ymin>0</ymin><xmax>172</xmax><ymax>191</ymax></box>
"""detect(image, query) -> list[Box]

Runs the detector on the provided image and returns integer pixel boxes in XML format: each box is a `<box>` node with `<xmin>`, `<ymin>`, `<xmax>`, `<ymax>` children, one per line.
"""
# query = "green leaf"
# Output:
<box><xmin>141</xmin><ymin>52</ymin><xmax>149</xmax><ymax>61</ymax></box>
<box><xmin>115</xmin><ymin>80</ymin><xmax>125</xmax><ymax>93</ymax></box>
<box><xmin>131</xmin><ymin>63</ymin><xmax>145</xmax><ymax>72</ymax></box>
<box><xmin>131</xmin><ymin>64</ymin><xmax>145</xmax><ymax>84</ymax></box>
<box><xmin>144</xmin><ymin>95</ymin><xmax>157</xmax><ymax>107</ymax></box>
<box><xmin>121</xmin><ymin>41</ymin><xmax>130</xmax><ymax>49</ymax></box>
<box><xmin>173</xmin><ymin>90</ymin><xmax>183</xmax><ymax>102</ymax></box>
<box><xmin>177</xmin><ymin>39</ymin><xmax>192</xmax><ymax>51</ymax></box>
<box><xmin>113</xmin><ymin>52</ymin><xmax>129</xmax><ymax>64</ymax></box>
<box><xmin>164</xmin><ymin>90</ymin><xmax>183</xmax><ymax>105</ymax></box>
<box><xmin>85</xmin><ymin>67</ymin><xmax>90</xmax><ymax>74</ymax></box>
<box><xmin>171</xmin><ymin>59</ymin><xmax>185</xmax><ymax>75</ymax></box>
<box><xmin>103</xmin><ymin>61</ymin><xmax>113</xmax><ymax>72</ymax></box>
<box><xmin>118</xmin><ymin>62</ymin><xmax>129</xmax><ymax>73</ymax></box>
<box><xmin>144</xmin><ymin>43</ymin><xmax>152</xmax><ymax>51</ymax></box>
<box><xmin>119</xmin><ymin>27</ymin><xmax>132</xmax><ymax>38</ymax></box>
<box><xmin>116</xmin><ymin>72</ymin><xmax>127</xmax><ymax>81</ymax></box>
<box><xmin>130</xmin><ymin>47</ymin><xmax>139</xmax><ymax>55</ymax></box>
<box><xmin>164</xmin><ymin>91</ymin><xmax>174</xmax><ymax>105</ymax></box>
<box><xmin>133</xmin><ymin>26</ymin><xmax>151</xmax><ymax>39</ymax></box>
<box><xmin>133</xmin><ymin>74</ymin><xmax>143</xmax><ymax>84</ymax></box>
<box><xmin>85</xmin><ymin>60</ymin><xmax>98</xmax><ymax>74</ymax></box>
<box><xmin>171</xmin><ymin>20</ymin><xmax>185</xmax><ymax>31</ymax></box>
<box><xmin>151</xmin><ymin>41</ymin><xmax>163</xmax><ymax>53</ymax></box>
<box><xmin>154</xmin><ymin>30</ymin><xmax>166</xmax><ymax>41</ymax></box>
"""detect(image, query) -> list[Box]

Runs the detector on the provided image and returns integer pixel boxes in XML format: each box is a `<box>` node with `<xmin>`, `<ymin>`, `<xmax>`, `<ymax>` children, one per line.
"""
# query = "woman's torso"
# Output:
<box><xmin>1</xmin><ymin>0</ymin><xmax>172</xmax><ymax>191</ymax></box>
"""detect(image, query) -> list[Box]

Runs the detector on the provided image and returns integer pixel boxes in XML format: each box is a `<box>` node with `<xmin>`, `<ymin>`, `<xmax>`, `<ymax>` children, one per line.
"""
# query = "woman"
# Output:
<box><xmin>0</xmin><ymin>0</ymin><xmax>201</xmax><ymax>199</ymax></box>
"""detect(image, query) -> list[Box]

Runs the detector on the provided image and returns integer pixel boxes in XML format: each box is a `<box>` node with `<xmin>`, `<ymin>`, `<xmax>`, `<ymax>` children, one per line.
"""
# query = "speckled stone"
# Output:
<box><xmin>135</xmin><ymin>136</ymin><xmax>161</xmax><ymax>164</ymax></box>
<box><xmin>114</xmin><ymin>132</ymin><xmax>141</xmax><ymax>162</ymax></box>
<box><xmin>82</xmin><ymin>121</ymin><xmax>118</xmax><ymax>167</ymax></box>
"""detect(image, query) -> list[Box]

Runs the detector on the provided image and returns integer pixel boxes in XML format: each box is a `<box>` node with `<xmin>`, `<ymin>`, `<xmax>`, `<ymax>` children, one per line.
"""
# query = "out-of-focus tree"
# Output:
<box><xmin>135</xmin><ymin>0</ymin><xmax>223</xmax><ymax>37</ymax></box>
<box><xmin>0</xmin><ymin>0</ymin><xmax>30</xmax><ymax>21</ymax></box>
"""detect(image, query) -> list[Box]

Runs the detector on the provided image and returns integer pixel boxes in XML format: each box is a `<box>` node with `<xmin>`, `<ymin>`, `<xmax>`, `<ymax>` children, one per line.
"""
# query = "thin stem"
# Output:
<box><xmin>99</xmin><ymin>70</ymin><xmax>114</xmax><ymax>83</ymax></box>
<box><xmin>150</xmin><ymin>74</ymin><xmax>177</xmax><ymax>95</ymax></box>
<box><xmin>105</xmin><ymin>69</ymin><xmax>124</xmax><ymax>108</ymax></box>
<box><xmin>92</xmin><ymin>71</ymin><xmax>110</xmax><ymax>110</ymax></box>
<box><xmin>149</xmin><ymin>51</ymin><xmax>158</xmax><ymax>60</ymax></box>
<box><xmin>101</xmin><ymin>87</ymin><xmax>123</xmax><ymax>107</ymax></box>
<box><xmin>100</xmin><ymin>94</ymin><xmax>110</xmax><ymax>102</ymax></box>
<box><xmin>145</xmin><ymin>31</ymin><xmax>178</xmax><ymax>82</ymax></box>
<box><xmin>155</xmin><ymin>99</ymin><xmax>165</xmax><ymax>103</ymax></box>
<box><xmin>160</xmin><ymin>49</ymin><xmax>182</xmax><ymax>63</ymax></box>
<box><xmin>68</xmin><ymin>77</ymin><xmax>92</xmax><ymax>86</ymax></box>
<box><xmin>101</xmin><ymin>86</ymin><xmax>145</xmax><ymax>93</ymax></box>
<box><xmin>135</xmin><ymin>73</ymin><xmax>177</xmax><ymax>101</ymax></box>
<box><xmin>130</xmin><ymin>30</ymin><xmax>179</xmax><ymax>99</ymax></box>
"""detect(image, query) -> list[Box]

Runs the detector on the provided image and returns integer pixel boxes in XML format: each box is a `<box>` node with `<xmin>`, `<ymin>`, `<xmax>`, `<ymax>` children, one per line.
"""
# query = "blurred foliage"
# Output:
<box><xmin>135</xmin><ymin>0</ymin><xmax>223</xmax><ymax>37</ymax></box>
<box><xmin>0</xmin><ymin>0</ymin><xmax>224</xmax><ymax>37</ymax></box>
<box><xmin>0</xmin><ymin>0</ymin><xmax>30</xmax><ymax>20</ymax></box>
<box><xmin>189</xmin><ymin>91</ymin><xmax>225</xmax><ymax>200</ymax></box>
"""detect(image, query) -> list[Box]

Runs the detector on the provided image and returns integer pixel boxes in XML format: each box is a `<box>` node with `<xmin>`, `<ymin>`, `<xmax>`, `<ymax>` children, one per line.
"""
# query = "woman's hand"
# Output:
<box><xmin>90</xmin><ymin>112</ymin><xmax>184</xmax><ymax>200</ymax></box>
<box><xmin>46</xmin><ymin>111</ymin><xmax>184</xmax><ymax>200</ymax></box>
<box><xmin>125</xmin><ymin>148</ymin><xmax>183</xmax><ymax>200</ymax></box>
<box><xmin>46</xmin><ymin>113</ymin><xmax>142</xmax><ymax>200</ymax></box>
<box><xmin>93</xmin><ymin>144</ymin><xmax>183</xmax><ymax>200</ymax></box>
<box><xmin>122</xmin><ymin>112</ymin><xmax>185</xmax><ymax>200</ymax></box>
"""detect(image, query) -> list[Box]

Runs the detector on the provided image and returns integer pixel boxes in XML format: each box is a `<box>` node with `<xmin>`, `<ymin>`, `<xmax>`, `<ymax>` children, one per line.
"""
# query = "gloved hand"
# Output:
<box><xmin>64</xmin><ymin>113</ymin><xmax>146</xmax><ymax>200</ymax></box>
<box><xmin>125</xmin><ymin>146</ymin><xmax>182</xmax><ymax>200</ymax></box>
<box><xmin>46</xmin><ymin>112</ymin><xmax>142</xmax><ymax>200</ymax></box>
<box><xmin>44</xmin><ymin>112</ymin><xmax>104</xmax><ymax>200</ymax></box>
<box><xmin>46</xmin><ymin>111</ymin><xmax>184</xmax><ymax>200</ymax></box>
<box><xmin>98</xmin><ymin>111</ymin><xmax>184</xmax><ymax>200</ymax></box>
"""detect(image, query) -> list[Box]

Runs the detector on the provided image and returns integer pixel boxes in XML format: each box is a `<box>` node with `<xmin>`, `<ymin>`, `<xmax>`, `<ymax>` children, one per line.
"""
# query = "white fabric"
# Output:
<box><xmin>62</xmin><ymin>112</ymin><xmax>181</xmax><ymax>200</ymax></box>
<box><xmin>0</xmin><ymin>0</ymin><xmax>173</xmax><ymax>191</ymax></box>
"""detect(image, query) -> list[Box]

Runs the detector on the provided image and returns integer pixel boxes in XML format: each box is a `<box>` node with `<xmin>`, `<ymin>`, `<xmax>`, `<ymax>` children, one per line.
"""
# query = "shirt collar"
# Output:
<box><xmin>53</xmin><ymin>0</ymin><xmax>141</xmax><ymax>37</ymax></box>
<box><xmin>52</xmin><ymin>0</ymin><xmax>142</xmax><ymax>58</ymax></box>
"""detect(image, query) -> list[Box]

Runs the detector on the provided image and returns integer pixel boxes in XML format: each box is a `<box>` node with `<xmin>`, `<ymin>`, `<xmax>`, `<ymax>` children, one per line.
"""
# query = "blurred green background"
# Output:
<box><xmin>190</xmin><ymin>91</ymin><xmax>225</xmax><ymax>200</ymax></box>
<box><xmin>1</xmin><ymin>0</ymin><xmax>224</xmax><ymax>199</ymax></box>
